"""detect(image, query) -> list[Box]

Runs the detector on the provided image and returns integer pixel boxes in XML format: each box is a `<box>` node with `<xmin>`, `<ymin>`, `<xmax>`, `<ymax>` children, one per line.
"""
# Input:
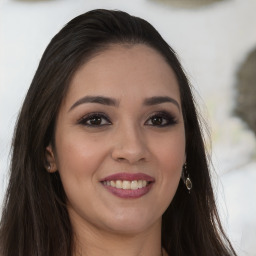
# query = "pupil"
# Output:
<box><xmin>152</xmin><ymin>116</ymin><xmax>162</xmax><ymax>125</ymax></box>
<box><xmin>91</xmin><ymin>117</ymin><xmax>101</xmax><ymax>125</ymax></box>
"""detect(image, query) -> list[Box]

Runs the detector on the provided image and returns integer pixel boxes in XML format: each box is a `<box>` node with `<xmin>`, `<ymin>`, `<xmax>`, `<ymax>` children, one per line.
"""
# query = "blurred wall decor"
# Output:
<box><xmin>235</xmin><ymin>48</ymin><xmax>256</xmax><ymax>137</ymax></box>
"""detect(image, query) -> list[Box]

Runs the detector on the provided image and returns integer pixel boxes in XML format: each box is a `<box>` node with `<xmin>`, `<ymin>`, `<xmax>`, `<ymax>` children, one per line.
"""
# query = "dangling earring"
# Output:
<box><xmin>47</xmin><ymin>163</ymin><xmax>51</xmax><ymax>171</ymax></box>
<box><xmin>182</xmin><ymin>163</ymin><xmax>192</xmax><ymax>193</ymax></box>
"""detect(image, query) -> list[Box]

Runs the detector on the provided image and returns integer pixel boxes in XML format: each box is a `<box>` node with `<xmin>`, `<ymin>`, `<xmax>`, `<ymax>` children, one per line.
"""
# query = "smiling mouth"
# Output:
<box><xmin>100</xmin><ymin>173</ymin><xmax>154</xmax><ymax>199</ymax></box>
<box><xmin>102</xmin><ymin>180</ymin><xmax>151</xmax><ymax>190</ymax></box>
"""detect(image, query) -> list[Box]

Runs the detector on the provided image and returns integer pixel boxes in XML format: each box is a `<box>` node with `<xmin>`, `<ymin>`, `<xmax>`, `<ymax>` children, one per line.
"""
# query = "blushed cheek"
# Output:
<box><xmin>55</xmin><ymin>133</ymin><xmax>108</xmax><ymax>183</ymax></box>
<box><xmin>162</xmin><ymin>144</ymin><xmax>184</xmax><ymax>197</ymax></box>
<box><xmin>161</xmin><ymin>152</ymin><xmax>183</xmax><ymax>182</ymax></box>
<box><xmin>159</xmin><ymin>137</ymin><xmax>185</xmax><ymax>165</ymax></box>
<box><xmin>55</xmin><ymin>140</ymin><xmax>99</xmax><ymax>204</ymax></box>
<box><xmin>157</xmin><ymin>134</ymin><xmax>185</xmax><ymax>181</ymax></box>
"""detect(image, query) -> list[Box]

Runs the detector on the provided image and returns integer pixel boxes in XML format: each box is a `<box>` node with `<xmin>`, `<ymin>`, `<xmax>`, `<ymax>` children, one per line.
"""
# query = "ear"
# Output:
<box><xmin>45</xmin><ymin>145</ymin><xmax>57</xmax><ymax>173</ymax></box>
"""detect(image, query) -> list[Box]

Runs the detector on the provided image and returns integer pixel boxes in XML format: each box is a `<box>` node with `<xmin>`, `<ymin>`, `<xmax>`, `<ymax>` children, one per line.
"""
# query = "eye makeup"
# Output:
<box><xmin>145</xmin><ymin>110</ymin><xmax>178</xmax><ymax>127</ymax></box>
<box><xmin>77</xmin><ymin>109</ymin><xmax>178</xmax><ymax>129</ymax></box>
<box><xmin>77</xmin><ymin>112</ymin><xmax>112</xmax><ymax>127</ymax></box>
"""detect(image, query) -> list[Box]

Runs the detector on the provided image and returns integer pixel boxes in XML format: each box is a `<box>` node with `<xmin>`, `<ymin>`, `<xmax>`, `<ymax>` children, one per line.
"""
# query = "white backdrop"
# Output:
<box><xmin>1</xmin><ymin>0</ymin><xmax>256</xmax><ymax>255</ymax></box>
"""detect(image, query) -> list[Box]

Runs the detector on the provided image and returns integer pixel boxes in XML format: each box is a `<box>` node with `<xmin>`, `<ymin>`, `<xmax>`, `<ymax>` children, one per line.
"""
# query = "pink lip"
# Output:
<box><xmin>100</xmin><ymin>172</ymin><xmax>155</xmax><ymax>199</ymax></box>
<box><xmin>103</xmin><ymin>183</ymin><xmax>153</xmax><ymax>199</ymax></box>
<box><xmin>100</xmin><ymin>172</ymin><xmax>155</xmax><ymax>182</ymax></box>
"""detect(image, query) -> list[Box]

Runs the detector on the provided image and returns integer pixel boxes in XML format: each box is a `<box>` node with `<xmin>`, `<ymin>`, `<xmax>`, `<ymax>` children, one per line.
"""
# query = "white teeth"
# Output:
<box><xmin>122</xmin><ymin>180</ymin><xmax>131</xmax><ymax>189</ymax></box>
<box><xmin>116</xmin><ymin>180</ymin><xmax>122</xmax><ymax>189</ymax></box>
<box><xmin>103</xmin><ymin>180</ymin><xmax>149</xmax><ymax>190</ymax></box>
<box><xmin>131</xmin><ymin>180</ymin><xmax>138</xmax><ymax>190</ymax></box>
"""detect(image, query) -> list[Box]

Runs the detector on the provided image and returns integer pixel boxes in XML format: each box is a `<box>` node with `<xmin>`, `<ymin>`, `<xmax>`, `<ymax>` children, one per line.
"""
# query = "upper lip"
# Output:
<box><xmin>100</xmin><ymin>172</ymin><xmax>155</xmax><ymax>182</ymax></box>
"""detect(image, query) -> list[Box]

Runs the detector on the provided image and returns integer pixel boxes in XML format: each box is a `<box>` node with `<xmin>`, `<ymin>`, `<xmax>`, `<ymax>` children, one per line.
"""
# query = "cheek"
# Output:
<box><xmin>54</xmin><ymin>131</ymin><xmax>110</xmax><ymax>216</ymax></box>
<box><xmin>54</xmin><ymin>130</ymin><xmax>107</xmax><ymax>185</ymax></box>
<box><xmin>150</xmin><ymin>130</ymin><xmax>185</xmax><ymax>203</ymax></box>
<box><xmin>152</xmin><ymin>129</ymin><xmax>185</xmax><ymax>169</ymax></box>
<box><xmin>158</xmin><ymin>142</ymin><xmax>184</xmax><ymax>186</ymax></box>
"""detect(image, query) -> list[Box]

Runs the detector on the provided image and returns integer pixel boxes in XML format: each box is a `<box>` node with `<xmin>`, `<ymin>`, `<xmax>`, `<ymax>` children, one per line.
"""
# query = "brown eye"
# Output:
<box><xmin>151</xmin><ymin>116</ymin><xmax>164</xmax><ymax>125</ymax></box>
<box><xmin>145</xmin><ymin>111</ymin><xmax>178</xmax><ymax>127</ymax></box>
<box><xmin>78</xmin><ymin>113</ymin><xmax>111</xmax><ymax>126</ymax></box>
<box><xmin>89</xmin><ymin>116</ymin><xmax>103</xmax><ymax>125</ymax></box>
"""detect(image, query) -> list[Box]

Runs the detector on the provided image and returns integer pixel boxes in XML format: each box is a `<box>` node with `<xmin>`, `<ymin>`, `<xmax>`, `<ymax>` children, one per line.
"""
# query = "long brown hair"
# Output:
<box><xmin>0</xmin><ymin>9</ymin><xmax>237</xmax><ymax>256</ymax></box>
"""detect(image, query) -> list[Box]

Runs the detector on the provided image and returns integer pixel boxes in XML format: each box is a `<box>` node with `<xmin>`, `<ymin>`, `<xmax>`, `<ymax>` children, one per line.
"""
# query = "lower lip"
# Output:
<box><xmin>102</xmin><ymin>183</ymin><xmax>153</xmax><ymax>199</ymax></box>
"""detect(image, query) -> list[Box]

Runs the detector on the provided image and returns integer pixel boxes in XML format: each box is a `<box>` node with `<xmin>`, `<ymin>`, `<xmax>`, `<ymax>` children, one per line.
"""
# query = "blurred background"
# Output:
<box><xmin>0</xmin><ymin>0</ymin><xmax>255</xmax><ymax>255</ymax></box>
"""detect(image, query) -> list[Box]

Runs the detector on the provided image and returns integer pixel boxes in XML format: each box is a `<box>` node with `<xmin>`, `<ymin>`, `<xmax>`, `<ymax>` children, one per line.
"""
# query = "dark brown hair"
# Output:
<box><xmin>0</xmin><ymin>9</ymin><xmax>237</xmax><ymax>256</ymax></box>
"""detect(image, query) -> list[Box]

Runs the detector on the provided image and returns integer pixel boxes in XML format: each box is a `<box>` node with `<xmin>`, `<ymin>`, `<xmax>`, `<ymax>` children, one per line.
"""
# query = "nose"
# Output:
<box><xmin>111</xmin><ymin>124</ymin><xmax>149</xmax><ymax>164</ymax></box>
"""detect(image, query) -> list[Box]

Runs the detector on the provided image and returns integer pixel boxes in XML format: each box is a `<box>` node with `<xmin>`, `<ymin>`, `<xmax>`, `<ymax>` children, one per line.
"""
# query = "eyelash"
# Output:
<box><xmin>78</xmin><ymin>111</ymin><xmax>177</xmax><ymax>127</ymax></box>
<box><xmin>145</xmin><ymin>111</ymin><xmax>178</xmax><ymax>127</ymax></box>
<box><xmin>78</xmin><ymin>112</ymin><xmax>111</xmax><ymax>127</ymax></box>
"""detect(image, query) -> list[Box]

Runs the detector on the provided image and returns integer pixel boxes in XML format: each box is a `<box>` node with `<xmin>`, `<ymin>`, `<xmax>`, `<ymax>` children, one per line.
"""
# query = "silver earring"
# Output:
<box><xmin>47</xmin><ymin>163</ymin><xmax>51</xmax><ymax>171</ymax></box>
<box><xmin>182</xmin><ymin>163</ymin><xmax>192</xmax><ymax>193</ymax></box>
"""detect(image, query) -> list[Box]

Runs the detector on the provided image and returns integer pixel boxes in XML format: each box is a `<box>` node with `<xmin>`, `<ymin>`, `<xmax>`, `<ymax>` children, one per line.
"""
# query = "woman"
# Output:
<box><xmin>0</xmin><ymin>9</ymin><xmax>237</xmax><ymax>256</ymax></box>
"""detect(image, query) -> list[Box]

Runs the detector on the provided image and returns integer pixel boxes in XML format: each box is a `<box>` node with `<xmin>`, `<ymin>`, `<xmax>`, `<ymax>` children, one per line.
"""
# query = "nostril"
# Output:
<box><xmin>117</xmin><ymin>157</ymin><xmax>126</xmax><ymax>161</ymax></box>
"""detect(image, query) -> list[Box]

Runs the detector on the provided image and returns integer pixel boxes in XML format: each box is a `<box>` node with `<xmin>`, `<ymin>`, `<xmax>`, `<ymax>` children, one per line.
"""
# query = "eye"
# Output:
<box><xmin>145</xmin><ymin>111</ymin><xmax>177</xmax><ymax>127</ymax></box>
<box><xmin>78</xmin><ymin>113</ymin><xmax>111</xmax><ymax>127</ymax></box>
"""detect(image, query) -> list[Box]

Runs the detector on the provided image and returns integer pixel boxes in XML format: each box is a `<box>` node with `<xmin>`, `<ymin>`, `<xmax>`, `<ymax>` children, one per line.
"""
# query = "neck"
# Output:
<box><xmin>70</xmin><ymin>212</ymin><xmax>163</xmax><ymax>256</ymax></box>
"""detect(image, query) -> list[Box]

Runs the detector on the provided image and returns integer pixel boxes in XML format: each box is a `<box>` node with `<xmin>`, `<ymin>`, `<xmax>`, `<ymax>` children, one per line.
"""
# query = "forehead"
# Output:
<box><xmin>63</xmin><ymin>44</ymin><xmax>180</xmax><ymax>107</ymax></box>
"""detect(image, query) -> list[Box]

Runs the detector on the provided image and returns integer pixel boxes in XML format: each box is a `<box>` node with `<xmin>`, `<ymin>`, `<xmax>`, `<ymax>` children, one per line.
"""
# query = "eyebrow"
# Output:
<box><xmin>69</xmin><ymin>95</ymin><xmax>180</xmax><ymax>112</ymax></box>
<box><xmin>69</xmin><ymin>96</ymin><xmax>118</xmax><ymax>111</ymax></box>
<box><xmin>144</xmin><ymin>96</ymin><xmax>180</xmax><ymax>111</ymax></box>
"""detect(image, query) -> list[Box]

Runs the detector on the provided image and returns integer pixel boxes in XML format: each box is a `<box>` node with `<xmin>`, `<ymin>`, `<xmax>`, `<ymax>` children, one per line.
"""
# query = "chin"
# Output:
<box><xmin>101</xmin><ymin>211</ymin><xmax>161</xmax><ymax>235</ymax></box>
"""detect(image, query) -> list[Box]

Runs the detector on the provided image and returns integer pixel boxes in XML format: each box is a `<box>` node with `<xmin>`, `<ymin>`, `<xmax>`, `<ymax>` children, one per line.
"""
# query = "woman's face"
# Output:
<box><xmin>47</xmin><ymin>44</ymin><xmax>186</xmax><ymax>235</ymax></box>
